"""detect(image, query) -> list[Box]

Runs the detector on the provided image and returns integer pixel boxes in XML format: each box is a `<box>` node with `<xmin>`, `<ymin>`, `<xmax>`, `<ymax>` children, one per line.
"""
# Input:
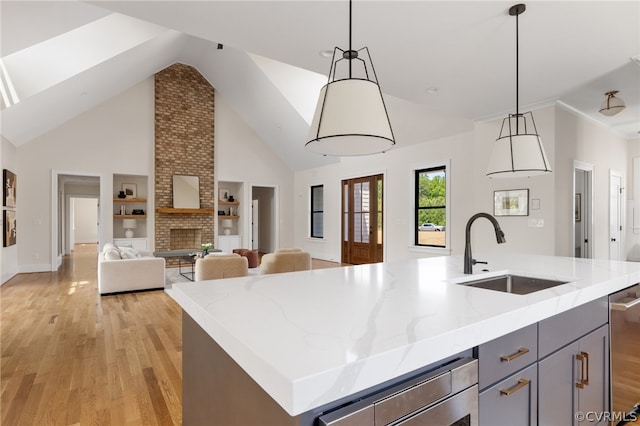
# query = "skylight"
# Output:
<box><xmin>0</xmin><ymin>59</ymin><xmax>19</xmax><ymax>109</ymax></box>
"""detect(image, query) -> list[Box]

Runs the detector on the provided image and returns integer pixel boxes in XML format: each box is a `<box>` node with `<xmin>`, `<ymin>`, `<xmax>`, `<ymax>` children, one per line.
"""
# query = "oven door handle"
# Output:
<box><xmin>611</xmin><ymin>295</ymin><xmax>640</xmax><ymax>311</ymax></box>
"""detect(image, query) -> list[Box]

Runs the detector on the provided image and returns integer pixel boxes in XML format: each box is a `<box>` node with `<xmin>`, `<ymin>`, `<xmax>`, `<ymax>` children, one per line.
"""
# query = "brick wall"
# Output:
<box><xmin>154</xmin><ymin>63</ymin><xmax>215</xmax><ymax>261</ymax></box>
<box><xmin>170</xmin><ymin>229</ymin><xmax>203</xmax><ymax>250</ymax></box>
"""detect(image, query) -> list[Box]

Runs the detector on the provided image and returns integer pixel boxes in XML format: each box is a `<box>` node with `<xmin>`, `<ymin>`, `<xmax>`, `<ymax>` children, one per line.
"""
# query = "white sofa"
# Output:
<box><xmin>98</xmin><ymin>243</ymin><xmax>166</xmax><ymax>295</ymax></box>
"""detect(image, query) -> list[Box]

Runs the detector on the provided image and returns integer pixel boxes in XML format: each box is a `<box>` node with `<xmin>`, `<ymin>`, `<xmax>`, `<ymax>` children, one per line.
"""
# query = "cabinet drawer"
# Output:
<box><xmin>538</xmin><ymin>296</ymin><xmax>608</xmax><ymax>358</ymax></box>
<box><xmin>478</xmin><ymin>323</ymin><xmax>537</xmax><ymax>390</ymax></box>
<box><xmin>479</xmin><ymin>363</ymin><xmax>537</xmax><ymax>426</ymax></box>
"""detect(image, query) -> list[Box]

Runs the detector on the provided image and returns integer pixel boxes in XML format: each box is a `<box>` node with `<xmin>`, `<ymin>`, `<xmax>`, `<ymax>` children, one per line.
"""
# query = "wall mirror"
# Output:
<box><xmin>173</xmin><ymin>175</ymin><xmax>200</xmax><ymax>208</ymax></box>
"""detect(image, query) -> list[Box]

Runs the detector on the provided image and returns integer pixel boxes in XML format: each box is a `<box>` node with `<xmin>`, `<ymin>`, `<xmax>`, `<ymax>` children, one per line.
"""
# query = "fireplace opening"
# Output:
<box><xmin>170</xmin><ymin>229</ymin><xmax>202</xmax><ymax>250</ymax></box>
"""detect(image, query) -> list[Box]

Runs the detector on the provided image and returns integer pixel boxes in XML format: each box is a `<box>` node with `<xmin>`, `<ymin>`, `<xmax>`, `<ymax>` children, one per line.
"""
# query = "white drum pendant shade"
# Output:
<box><xmin>486</xmin><ymin>4</ymin><xmax>551</xmax><ymax>178</ymax></box>
<box><xmin>306</xmin><ymin>79</ymin><xmax>394</xmax><ymax>156</ymax></box>
<box><xmin>487</xmin><ymin>112</ymin><xmax>551</xmax><ymax>178</ymax></box>
<box><xmin>487</xmin><ymin>133</ymin><xmax>551</xmax><ymax>178</ymax></box>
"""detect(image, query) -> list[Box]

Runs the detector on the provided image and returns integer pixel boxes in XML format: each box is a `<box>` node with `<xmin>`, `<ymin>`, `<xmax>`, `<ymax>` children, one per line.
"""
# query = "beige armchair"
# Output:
<box><xmin>260</xmin><ymin>248</ymin><xmax>311</xmax><ymax>274</ymax></box>
<box><xmin>195</xmin><ymin>253</ymin><xmax>248</xmax><ymax>281</ymax></box>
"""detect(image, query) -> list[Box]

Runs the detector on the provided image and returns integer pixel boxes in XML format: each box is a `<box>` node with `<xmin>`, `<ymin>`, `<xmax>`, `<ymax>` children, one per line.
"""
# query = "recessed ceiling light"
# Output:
<box><xmin>319</xmin><ymin>49</ymin><xmax>334</xmax><ymax>58</ymax></box>
<box><xmin>425</xmin><ymin>87</ymin><xmax>439</xmax><ymax>94</ymax></box>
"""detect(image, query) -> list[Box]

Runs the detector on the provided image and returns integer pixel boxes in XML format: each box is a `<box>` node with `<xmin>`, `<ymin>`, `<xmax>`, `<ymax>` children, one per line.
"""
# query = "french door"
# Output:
<box><xmin>342</xmin><ymin>174</ymin><xmax>384</xmax><ymax>265</ymax></box>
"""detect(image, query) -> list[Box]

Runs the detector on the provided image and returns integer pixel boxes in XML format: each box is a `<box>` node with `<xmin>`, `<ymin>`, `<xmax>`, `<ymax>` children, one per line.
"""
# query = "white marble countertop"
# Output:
<box><xmin>165</xmin><ymin>254</ymin><xmax>640</xmax><ymax>416</ymax></box>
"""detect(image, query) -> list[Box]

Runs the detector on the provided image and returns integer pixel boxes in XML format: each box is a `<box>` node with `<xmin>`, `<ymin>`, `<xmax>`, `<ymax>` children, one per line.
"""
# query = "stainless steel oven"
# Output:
<box><xmin>318</xmin><ymin>357</ymin><xmax>478</xmax><ymax>426</ymax></box>
<box><xmin>610</xmin><ymin>285</ymin><xmax>640</xmax><ymax>424</ymax></box>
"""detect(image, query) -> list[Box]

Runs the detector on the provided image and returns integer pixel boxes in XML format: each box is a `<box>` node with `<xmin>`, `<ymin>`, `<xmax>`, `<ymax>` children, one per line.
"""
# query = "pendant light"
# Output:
<box><xmin>599</xmin><ymin>91</ymin><xmax>625</xmax><ymax>116</ymax></box>
<box><xmin>305</xmin><ymin>0</ymin><xmax>395</xmax><ymax>156</ymax></box>
<box><xmin>487</xmin><ymin>4</ymin><xmax>551</xmax><ymax>178</ymax></box>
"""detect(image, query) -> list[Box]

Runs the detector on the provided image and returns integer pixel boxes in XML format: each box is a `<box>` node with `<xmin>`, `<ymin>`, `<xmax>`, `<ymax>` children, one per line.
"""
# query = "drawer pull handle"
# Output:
<box><xmin>500</xmin><ymin>379</ymin><xmax>530</xmax><ymax>396</ymax></box>
<box><xmin>500</xmin><ymin>347</ymin><xmax>530</xmax><ymax>362</ymax></box>
<box><xmin>576</xmin><ymin>351</ymin><xmax>590</xmax><ymax>389</ymax></box>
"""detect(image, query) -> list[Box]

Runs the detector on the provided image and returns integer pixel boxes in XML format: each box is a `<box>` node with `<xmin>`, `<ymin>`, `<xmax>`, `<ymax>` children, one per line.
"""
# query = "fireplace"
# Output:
<box><xmin>154</xmin><ymin>63</ymin><xmax>215</xmax><ymax>265</ymax></box>
<box><xmin>170</xmin><ymin>229</ymin><xmax>202</xmax><ymax>250</ymax></box>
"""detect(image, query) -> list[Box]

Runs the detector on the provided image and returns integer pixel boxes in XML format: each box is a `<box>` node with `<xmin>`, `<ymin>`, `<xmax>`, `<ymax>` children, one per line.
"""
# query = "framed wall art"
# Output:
<box><xmin>494</xmin><ymin>189</ymin><xmax>529</xmax><ymax>216</ymax></box>
<box><xmin>3</xmin><ymin>169</ymin><xmax>16</xmax><ymax>207</ymax></box>
<box><xmin>4</xmin><ymin>210</ymin><xmax>16</xmax><ymax>247</ymax></box>
<box><xmin>122</xmin><ymin>183</ymin><xmax>137</xmax><ymax>199</ymax></box>
<box><xmin>219</xmin><ymin>188</ymin><xmax>229</xmax><ymax>202</ymax></box>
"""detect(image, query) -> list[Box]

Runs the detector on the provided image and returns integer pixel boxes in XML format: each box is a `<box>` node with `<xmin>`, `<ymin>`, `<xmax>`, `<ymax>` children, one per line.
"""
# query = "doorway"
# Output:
<box><xmin>341</xmin><ymin>174</ymin><xmax>384</xmax><ymax>265</ymax></box>
<box><xmin>250</xmin><ymin>185</ymin><xmax>277</xmax><ymax>253</ymax></box>
<box><xmin>69</xmin><ymin>197</ymin><xmax>99</xmax><ymax>249</ymax></box>
<box><xmin>574</xmin><ymin>162</ymin><xmax>593</xmax><ymax>258</ymax></box>
<box><xmin>609</xmin><ymin>170</ymin><xmax>624</xmax><ymax>261</ymax></box>
<box><xmin>51</xmin><ymin>171</ymin><xmax>103</xmax><ymax>270</ymax></box>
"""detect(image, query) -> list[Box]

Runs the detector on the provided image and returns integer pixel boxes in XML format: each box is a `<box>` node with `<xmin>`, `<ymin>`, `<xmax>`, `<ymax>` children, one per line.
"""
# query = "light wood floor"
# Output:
<box><xmin>1</xmin><ymin>244</ymin><xmax>346</xmax><ymax>425</ymax></box>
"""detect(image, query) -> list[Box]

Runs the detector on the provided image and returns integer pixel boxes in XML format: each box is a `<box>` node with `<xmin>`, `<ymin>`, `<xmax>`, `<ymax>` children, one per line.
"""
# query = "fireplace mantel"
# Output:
<box><xmin>156</xmin><ymin>208</ymin><xmax>214</xmax><ymax>214</ymax></box>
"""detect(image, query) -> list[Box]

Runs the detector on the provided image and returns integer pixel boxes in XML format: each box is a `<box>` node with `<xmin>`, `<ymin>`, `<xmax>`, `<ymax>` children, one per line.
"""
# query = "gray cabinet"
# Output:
<box><xmin>538</xmin><ymin>325</ymin><xmax>609</xmax><ymax>426</ymax></box>
<box><xmin>478</xmin><ymin>297</ymin><xmax>609</xmax><ymax>426</ymax></box>
<box><xmin>478</xmin><ymin>323</ymin><xmax>537</xmax><ymax>390</ymax></box>
<box><xmin>479</xmin><ymin>363</ymin><xmax>537</xmax><ymax>426</ymax></box>
<box><xmin>478</xmin><ymin>324</ymin><xmax>537</xmax><ymax>426</ymax></box>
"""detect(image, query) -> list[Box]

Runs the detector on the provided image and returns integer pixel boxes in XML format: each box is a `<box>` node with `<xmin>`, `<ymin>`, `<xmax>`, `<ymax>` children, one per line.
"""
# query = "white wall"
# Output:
<box><xmin>1</xmin><ymin>136</ymin><xmax>18</xmax><ymax>284</ymax></box>
<box><xmin>72</xmin><ymin>197</ymin><xmax>98</xmax><ymax>244</ymax></box>
<box><xmin>13</xmin><ymin>77</ymin><xmax>296</xmax><ymax>273</ymax></box>
<box><xmin>555</xmin><ymin>107</ymin><xmax>629</xmax><ymax>260</ymax></box>
<box><xmin>293</xmin><ymin>104</ymin><xmax>632</xmax><ymax>264</ymax></box>
<box><xmin>293</xmin><ymin>130</ymin><xmax>477</xmax><ymax>263</ymax></box>
<box><xmin>16</xmin><ymin>78</ymin><xmax>155</xmax><ymax>272</ymax></box>
<box><xmin>471</xmin><ymin>106</ymin><xmax>557</xmax><ymax>257</ymax></box>
<box><xmin>215</xmin><ymin>96</ymin><xmax>294</xmax><ymax>249</ymax></box>
<box><xmin>627</xmin><ymin>141</ymin><xmax>640</xmax><ymax>260</ymax></box>
<box><xmin>10</xmin><ymin>74</ymin><xmax>636</xmax><ymax>273</ymax></box>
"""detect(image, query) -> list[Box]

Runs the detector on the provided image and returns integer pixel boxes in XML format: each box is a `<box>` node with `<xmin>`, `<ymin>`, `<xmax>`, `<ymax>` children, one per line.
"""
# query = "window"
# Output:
<box><xmin>415</xmin><ymin>165</ymin><xmax>447</xmax><ymax>248</ymax></box>
<box><xmin>311</xmin><ymin>185</ymin><xmax>324</xmax><ymax>238</ymax></box>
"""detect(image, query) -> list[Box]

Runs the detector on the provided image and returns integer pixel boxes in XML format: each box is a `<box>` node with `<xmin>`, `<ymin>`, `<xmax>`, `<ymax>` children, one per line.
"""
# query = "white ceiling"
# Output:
<box><xmin>1</xmin><ymin>1</ymin><xmax>638</xmax><ymax>171</ymax></box>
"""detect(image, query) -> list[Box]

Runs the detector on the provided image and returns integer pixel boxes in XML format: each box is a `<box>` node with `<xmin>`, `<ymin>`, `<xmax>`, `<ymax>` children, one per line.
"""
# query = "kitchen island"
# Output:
<box><xmin>165</xmin><ymin>254</ymin><xmax>640</xmax><ymax>424</ymax></box>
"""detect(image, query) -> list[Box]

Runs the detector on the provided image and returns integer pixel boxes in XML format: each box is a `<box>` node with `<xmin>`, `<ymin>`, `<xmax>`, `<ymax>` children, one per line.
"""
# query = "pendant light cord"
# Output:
<box><xmin>348</xmin><ymin>0</ymin><xmax>353</xmax><ymax>78</ymax></box>
<box><xmin>515</xmin><ymin>10</ymin><xmax>519</xmax><ymax>119</ymax></box>
<box><xmin>508</xmin><ymin>4</ymin><xmax>526</xmax><ymax>133</ymax></box>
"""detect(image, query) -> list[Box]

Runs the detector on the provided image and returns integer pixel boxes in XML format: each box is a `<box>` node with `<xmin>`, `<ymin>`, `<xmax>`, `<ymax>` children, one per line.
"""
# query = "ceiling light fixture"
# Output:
<box><xmin>305</xmin><ymin>0</ymin><xmax>394</xmax><ymax>156</ymax></box>
<box><xmin>487</xmin><ymin>3</ymin><xmax>551</xmax><ymax>178</ymax></box>
<box><xmin>599</xmin><ymin>91</ymin><xmax>625</xmax><ymax>116</ymax></box>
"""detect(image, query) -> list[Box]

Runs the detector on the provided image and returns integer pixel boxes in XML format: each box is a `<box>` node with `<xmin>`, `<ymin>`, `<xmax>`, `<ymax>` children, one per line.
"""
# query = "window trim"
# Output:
<box><xmin>310</xmin><ymin>184</ymin><xmax>324</xmax><ymax>239</ymax></box>
<box><xmin>412</xmin><ymin>160</ymin><xmax>451</xmax><ymax>253</ymax></box>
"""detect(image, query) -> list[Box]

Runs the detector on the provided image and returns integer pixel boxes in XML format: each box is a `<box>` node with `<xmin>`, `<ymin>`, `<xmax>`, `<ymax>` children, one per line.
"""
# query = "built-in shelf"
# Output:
<box><xmin>219</xmin><ymin>201</ymin><xmax>240</xmax><ymax>206</ymax></box>
<box><xmin>114</xmin><ymin>214</ymin><xmax>147</xmax><ymax>219</ymax></box>
<box><xmin>156</xmin><ymin>208</ymin><xmax>215</xmax><ymax>214</ymax></box>
<box><xmin>113</xmin><ymin>198</ymin><xmax>147</xmax><ymax>203</ymax></box>
<box><xmin>218</xmin><ymin>215</ymin><xmax>240</xmax><ymax>219</ymax></box>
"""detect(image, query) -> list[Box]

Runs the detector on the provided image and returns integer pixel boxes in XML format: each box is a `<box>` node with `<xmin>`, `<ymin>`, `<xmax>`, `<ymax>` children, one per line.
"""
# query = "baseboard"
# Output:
<box><xmin>1</xmin><ymin>271</ymin><xmax>17</xmax><ymax>285</ymax></box>
<box><xmin>19</xmin><ymin>263</ymin><xmax>52</xmax><ymax>273</ymax></box>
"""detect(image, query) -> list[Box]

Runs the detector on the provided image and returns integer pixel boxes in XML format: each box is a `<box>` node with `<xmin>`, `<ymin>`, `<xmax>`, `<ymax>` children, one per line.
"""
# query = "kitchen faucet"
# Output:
<box><xmin>464</xmin><ymin>213</ymin><xmax>506</xmax><ymax>274</ymax></box>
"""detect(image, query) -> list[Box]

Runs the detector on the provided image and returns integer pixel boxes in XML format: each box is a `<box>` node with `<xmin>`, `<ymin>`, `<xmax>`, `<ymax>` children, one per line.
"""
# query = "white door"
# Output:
<box><xmin>252</xmin><ymin>199</ymin><xmax>259</xmax><ymax>251</ymax></box>
<box><xmin>610</xmin><ymin>172</ymin><xmax>623</xmax><ymax>260</ymax></box>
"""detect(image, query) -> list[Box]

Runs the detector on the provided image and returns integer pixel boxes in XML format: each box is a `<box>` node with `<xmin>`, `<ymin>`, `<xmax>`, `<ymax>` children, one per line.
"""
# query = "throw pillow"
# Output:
<box><xmin>103</xmin><ymin>242</ymin><xmax>118</xmax><ymax>252</ymax></box>
<box><xmin>104</xmin><ymin>249</ymin><xmax>121</xmax><ymax>260</ymax></box>
<box><xmin>275</xmin><ymin>248</ymin><xmax>302</xmax><ymax>253</ymax></box>
<box><xmin>205</xmin><ymin>252</ymin><xmax>238</xmax><ymax>258</ymax></box>
<box><xmin>119</xmin><ymin>246</ymin><xmax>141</xmax><ymax>259</ymax></box>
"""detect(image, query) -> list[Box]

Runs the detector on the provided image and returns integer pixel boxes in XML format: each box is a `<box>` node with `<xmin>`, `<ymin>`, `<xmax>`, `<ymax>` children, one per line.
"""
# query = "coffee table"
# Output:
<box><xmin>154</xmin><ymin>249</ymin><xmax>221</xmax><ymax>281</ymax></box>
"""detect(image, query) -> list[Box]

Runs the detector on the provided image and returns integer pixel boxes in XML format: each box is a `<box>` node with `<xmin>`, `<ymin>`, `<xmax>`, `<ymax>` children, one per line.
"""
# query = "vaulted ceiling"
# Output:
<box><xmin>1</xmin><ymin>1</ymin><xmax>639</xmax><ymax>171</ymax></box>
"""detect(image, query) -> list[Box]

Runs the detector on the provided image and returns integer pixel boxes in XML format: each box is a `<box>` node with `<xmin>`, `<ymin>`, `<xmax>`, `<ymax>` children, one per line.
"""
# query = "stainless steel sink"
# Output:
<box><xmin>458</xmin><ymin>274</ymin><xmax>568</xmax><ymax>295</ymax></box>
